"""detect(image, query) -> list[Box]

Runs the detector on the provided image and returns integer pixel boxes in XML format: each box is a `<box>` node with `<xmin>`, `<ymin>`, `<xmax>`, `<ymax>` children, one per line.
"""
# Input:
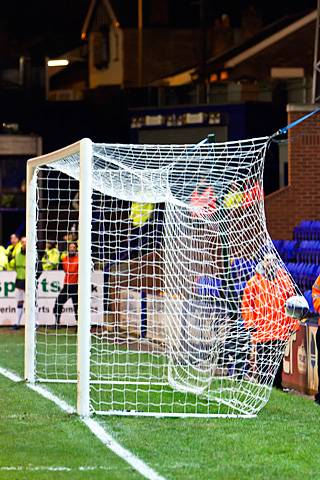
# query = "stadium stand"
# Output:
<box><xmin>273</xmin><ymin>221</ymin><xmax>320</xmax><ymax>310</ymax></box>
<box><xmin>294</xmin><ymin>220</ymin><xmax>320</xmax><ymax>241</ymax></box>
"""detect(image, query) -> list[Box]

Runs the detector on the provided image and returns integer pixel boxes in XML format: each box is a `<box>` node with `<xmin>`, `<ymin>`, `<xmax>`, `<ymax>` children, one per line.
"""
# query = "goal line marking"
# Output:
<box><xmin>0</xmin><ymin>366</ymin><xmax>166</xmax><ymax>480</ymax></box>
<box><xmin>0</xmin><ymin>466</ymin><xmax>128</xmax><ymax>472</ymax></box>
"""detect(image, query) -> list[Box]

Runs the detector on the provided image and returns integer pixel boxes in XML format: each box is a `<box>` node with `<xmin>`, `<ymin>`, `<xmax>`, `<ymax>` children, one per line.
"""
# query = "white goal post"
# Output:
<box><xmin>25</xmin><ymin>139</ymin><xmax>92</xmax><ymax>416</ymax></box>
<box><xmin>25</xmin><ymin>137</ymin><xmax>303</xmax><ymax>418</ymax></box>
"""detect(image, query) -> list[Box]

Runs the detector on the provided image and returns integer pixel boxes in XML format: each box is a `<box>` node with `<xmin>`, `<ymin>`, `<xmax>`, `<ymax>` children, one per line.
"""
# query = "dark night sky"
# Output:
<box><xmin>0</xmin><ymin>0</ymin><xmax>317</xmax><ymax>60</ymax></box>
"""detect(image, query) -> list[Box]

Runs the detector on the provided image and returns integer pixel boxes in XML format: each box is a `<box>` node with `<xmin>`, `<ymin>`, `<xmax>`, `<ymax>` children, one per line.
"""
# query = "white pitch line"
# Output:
<box><xmin>0</xmin><ymin>466</ymin><xmax>129</xmax><ymax>472</ymax></box>
<box><xmin>28</xmin><ymin>382</ymin><xmax>75</xmax><ymax>415</ymax></box>
<box><xmin>0</xmin><ymin>366</ymin><xmax>167</xmax><ymax>480</ymax></box>
<box><xmin>0</xmin><ymin>367</ymin><xmax>21</xmax><ymax>383</ymax></box>
<box><xmin>82</xmin><ymin>417</ymin><xmax>166</xmax><ymax>480</ymax></box>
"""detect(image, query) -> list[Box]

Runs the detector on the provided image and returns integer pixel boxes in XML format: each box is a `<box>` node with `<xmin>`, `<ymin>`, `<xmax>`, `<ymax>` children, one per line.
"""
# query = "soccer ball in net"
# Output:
<box><xmin>285</xmin><ymin>295</ymin><xmax>309</xmax><ymax>321</ymax></box>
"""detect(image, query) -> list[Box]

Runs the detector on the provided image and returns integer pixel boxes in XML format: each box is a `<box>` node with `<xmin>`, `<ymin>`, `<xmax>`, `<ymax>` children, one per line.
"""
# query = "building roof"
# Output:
<box><xmin>81</xmin><ymin>0</ymin><xmax>140</xmax><ymax>38</ymax></box>
<box><xmin>154</xmin><ymin>9</ymin><xmax>316</xmax><ymax>86</ymax></box>
<box><xmin>208</xmin><ymin>10</ymin><xmax>316</xmax><ymax>72</ymax></box>
<box><xmin>81</xmin><ymin>0</ymin><xmax>120</xmax><ymax>39</ymax></box>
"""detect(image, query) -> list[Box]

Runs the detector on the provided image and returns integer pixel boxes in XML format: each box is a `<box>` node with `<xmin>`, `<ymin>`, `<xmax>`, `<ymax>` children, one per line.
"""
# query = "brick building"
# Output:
<box><xmin>265</xmin><ymin>104</ymin><xmax>320</xmax><ymax>239</ymax></box>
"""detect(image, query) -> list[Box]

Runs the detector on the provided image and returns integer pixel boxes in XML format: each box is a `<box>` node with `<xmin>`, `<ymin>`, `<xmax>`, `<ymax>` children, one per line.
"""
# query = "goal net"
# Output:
<box><xmin>25</xmin><ymin>138</ymin><xmax>301</xmax><ymax>418</ymax></box>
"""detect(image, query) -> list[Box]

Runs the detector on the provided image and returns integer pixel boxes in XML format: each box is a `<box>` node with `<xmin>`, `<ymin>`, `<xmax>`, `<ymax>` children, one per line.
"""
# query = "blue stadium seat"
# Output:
<box><xmin>294</xmin><ymin>263</ymin><xmax>319</xmax><ymax>290</ymax></box>
<box><xmin>230</xmin><ymin>258</ymin><xmax>256</xmax><ymax>283</ymax></box>
<box><xmin>272</xmin><ymin>240</ymin><xmax>283</xmax><ymax>254</ymax></box>
<box><xmin>294</xmin><ymin>221</ymin><xmax>314</xmax><ymax>240</ymax></box>
<box><xmin>294</xmin><ymin>220</ymin><xmax>320</xmax><ymax>241</ymax></box>
<box><xmin>296</xmin><ymin>241</ymin><xmax>320</xmax><ymax>263</ymax></box>
<box><xmin>281</xmin><ymin>240</ymin><xmax>298</xmax><ymax>262</ymax></box>
<box><xmin>312</xmin><ymin>221</ymin><xmax>320</xmax><ymax>240</ymax></box>
<box><xmin>196</xmin><ymin>276</ymin><xmax>222</xmax><ymax>297</ymax></box>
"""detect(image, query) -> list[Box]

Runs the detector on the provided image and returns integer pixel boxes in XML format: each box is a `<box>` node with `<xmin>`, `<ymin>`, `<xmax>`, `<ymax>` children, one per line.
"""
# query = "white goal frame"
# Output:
<box><xmin>24</xmin><ymin>135</ymin><xmax>299</xmax><ymax>419</ymax></box>
<box><xmin>25</xmin><ymin>138</ymin><xmax>92</xmax><ymax>416</ymax></box>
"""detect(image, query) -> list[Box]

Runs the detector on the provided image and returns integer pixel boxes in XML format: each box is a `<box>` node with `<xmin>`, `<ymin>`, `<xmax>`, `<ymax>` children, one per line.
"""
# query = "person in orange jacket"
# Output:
<box><xmin>312</xmin><ymin>275</ymin><xmax>320</xmax><ymax>404</ymax></box>
<box><xmin>241</xmin><ymin>253</ymin><xmax>299</xmax><ymax>388</ymax></box>
<box><xmin>53</xmin><ymin>242</ymin><xmax>79</xmax><ymax>326</ymax></box>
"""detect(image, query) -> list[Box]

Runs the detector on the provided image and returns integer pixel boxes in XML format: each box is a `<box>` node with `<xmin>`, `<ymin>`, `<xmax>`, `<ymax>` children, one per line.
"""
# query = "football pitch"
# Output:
<box><xmin>1</xmin><ymin>329</ymin><xmax>320</xmax><ymax>480</ymax></box>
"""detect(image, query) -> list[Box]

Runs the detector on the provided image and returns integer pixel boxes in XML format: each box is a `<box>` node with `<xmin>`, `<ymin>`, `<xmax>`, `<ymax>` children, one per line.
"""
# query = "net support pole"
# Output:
<box><xmin>24</xmin><ymin>164</ymin><xmax>38</xmax><ymax>383</ymax></box>
<box><xmin>77</xmin><ymin>138</ymin><xmax>93</xmax><ymax>417</ymax></box>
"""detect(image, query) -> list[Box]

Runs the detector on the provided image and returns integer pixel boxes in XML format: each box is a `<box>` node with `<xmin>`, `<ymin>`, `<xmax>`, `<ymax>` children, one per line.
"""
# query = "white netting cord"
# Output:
<box><xmin>35</xmin><ymin>164</ymin><xmax>79</xmax><ymax>382</ymax></box>
<box><xmin>32</xmin><ymin>137</ymin><xmax>302</xmax><ymax>417</ymax></box>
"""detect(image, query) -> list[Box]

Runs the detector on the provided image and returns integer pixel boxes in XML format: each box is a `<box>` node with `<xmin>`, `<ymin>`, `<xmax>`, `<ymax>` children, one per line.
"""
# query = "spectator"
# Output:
<box><xmin>12</xmin><ymin>236</ymin><xmax>26</xmax><ymax>330</ymax></box>
<box><xmin>241</xmin><ymin>253</ymin><xmax>298</xmax><ymax>388</ymax></box>
<box><xmin>60</xmin><ymin>228</ymin><xmax>78</xmax><ymax>262</ymax></box>
<box><xmin>312</xmin><ymin>275</ymin><xmax>320</xmax><ymax>405</ymax></box>
<box><xmin>53</xmin><ymin>242</ymin><xmax>78</xmax><ymax>326</ymax></box>
<box><xmin>6</xmin><ymin>233</ymin><xmax>21</xmax><ymax>271</ymax></box>
<box><xmin>41</xmin><ymin>241</ymin><xmax>60</xmax><ymax>271</ymax></box>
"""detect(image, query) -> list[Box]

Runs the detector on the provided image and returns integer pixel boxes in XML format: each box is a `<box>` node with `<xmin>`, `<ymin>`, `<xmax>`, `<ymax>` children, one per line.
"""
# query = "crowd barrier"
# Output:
<box><xmin>283</xmin><ymin>321</ymin><xmax>319</xmax><ymax>395</ymax></box>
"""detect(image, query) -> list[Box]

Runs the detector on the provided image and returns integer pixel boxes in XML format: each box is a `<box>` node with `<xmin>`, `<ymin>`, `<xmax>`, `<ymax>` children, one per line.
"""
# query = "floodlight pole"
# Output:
<box><xmin>138</xmin><ymin>0</ymin><xmax>143</xmax><ymax>87</ymax></box>
<box><xmin>198</xmin><ymin>0</ymin><xmax>208</xmax><ymax>103</ymax></box>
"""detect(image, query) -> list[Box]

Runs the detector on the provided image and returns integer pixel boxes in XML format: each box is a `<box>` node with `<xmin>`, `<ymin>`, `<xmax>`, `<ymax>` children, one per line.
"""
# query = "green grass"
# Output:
<box><xmin>1</xmin><ymin>329</ymin><xmax>320</xmax><ymax>479</ymax></box>
<box><xmin>35</xmin><ymin>328</ymin><xmax>269</xmax><ymax>416</ymax></box>
<box><xmin>0</xmin><ymin>330</ymin><xmax>140</xmax><ymax>480</ymax></box>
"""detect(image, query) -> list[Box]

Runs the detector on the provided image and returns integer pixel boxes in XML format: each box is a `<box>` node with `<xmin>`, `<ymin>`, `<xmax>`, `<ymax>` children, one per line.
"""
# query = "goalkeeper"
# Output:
<box><xmin>53</xmin><ymin>242</ymin><xmax>78</xmax><ymax>326</ymax></box>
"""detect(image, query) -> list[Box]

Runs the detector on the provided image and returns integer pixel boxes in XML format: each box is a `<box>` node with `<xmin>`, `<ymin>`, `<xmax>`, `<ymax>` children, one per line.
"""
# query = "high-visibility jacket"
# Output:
<box><xmin>312</xmin><ymin>274</ymin><xmax>320</xmax><ymax>325</ymax></box>
<box><xmin>0</xmin><ymin>246</ymin><xmax>8</xmax><ymax>271</ymax></box>
<box><xmin>224</xmin><ymin>191</ymin><xmax>243</xmax><ymax>209</ymax></box>
<box><xmin>130</xmin><ymin>202</ymin><xmax>154</xmax><ymax>227</ymax></box>
<box><xmin>6</xmin><ymin>242</ymin><xmax>21</xmax><ymax>271</ymax></box>
<box><xmin>42</xmin><ymin>248</ymin><xmax>60</xmax><ymax>271</ymax></box>
<box><xmin>242</xmin><ymin>268</ymin><xmax>298</xmax><ymax>343</ymax></box>
<box><xmin>190</xmin><ymin>185</ymin><xmax>216</xmax><ymax>217</ymax></box>
<box><xmin>62</xmin><ymin>255</ymin><xmax>79</xmax><ymax>285</ymax></box>
<box><xmin>14</xmin><ymin>250</ymin><xmax>26</xmax><ymax>281</ymax></box>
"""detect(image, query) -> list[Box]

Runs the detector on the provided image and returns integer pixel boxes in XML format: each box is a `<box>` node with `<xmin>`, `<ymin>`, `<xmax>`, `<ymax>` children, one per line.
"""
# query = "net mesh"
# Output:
<box><xmin>32</xmin><ymin>138</ymin><xmax>301</xmax><ymax>417</ymax></box>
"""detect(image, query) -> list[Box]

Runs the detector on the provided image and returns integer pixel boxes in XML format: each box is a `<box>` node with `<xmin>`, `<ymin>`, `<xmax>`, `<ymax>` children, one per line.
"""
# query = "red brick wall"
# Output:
<box><xmin>265</xmin><ymin>107</ymin><xmax>320</xmax><ymax>240</ymax></box>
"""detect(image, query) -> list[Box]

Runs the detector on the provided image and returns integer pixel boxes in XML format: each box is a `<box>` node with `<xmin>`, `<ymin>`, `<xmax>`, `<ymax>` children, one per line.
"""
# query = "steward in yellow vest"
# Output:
<box><xmin>6</xmin><ymin>233</ymin><xmax>21</xmax><ymax>271</ymax></box>
<box><xmin>42</xmin><ymin>242</ymin><xmax>60</xmax><ymax>271</ymax></box>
